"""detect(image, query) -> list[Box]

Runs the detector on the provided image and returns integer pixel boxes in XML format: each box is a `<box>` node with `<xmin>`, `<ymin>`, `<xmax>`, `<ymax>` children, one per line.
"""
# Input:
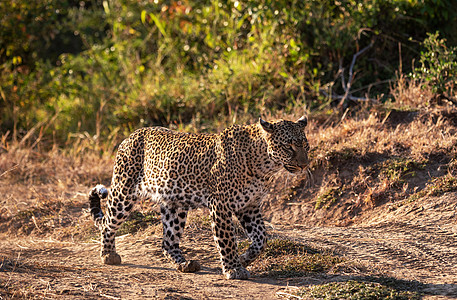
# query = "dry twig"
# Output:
<box><xmin>276</xmin><ymin>291</ymin><xmax>304</xmax><ymax>299</ymax></box>
<box><xmin>321</xmin><ymin>41</ymin><xmax>377</xmax><ymax>108</ymax></box>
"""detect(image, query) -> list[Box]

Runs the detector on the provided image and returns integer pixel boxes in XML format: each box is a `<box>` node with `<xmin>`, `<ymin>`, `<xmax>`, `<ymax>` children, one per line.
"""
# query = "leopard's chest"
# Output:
<box><xmin>210</xmin><ymin>170</ymin><xmax>268</xmax><ymax>211</ymax></box>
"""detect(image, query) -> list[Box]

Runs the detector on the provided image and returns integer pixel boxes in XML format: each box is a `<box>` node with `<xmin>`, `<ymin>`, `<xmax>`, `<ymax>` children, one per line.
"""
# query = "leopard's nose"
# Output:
<box><xmin>296</xmin><ymin>153</ymin><xmax>308</xmax><ymax>168</ymax></box>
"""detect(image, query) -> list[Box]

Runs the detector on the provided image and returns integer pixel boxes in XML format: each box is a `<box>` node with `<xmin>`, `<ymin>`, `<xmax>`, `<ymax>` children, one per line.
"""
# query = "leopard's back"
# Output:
<box><xmin>114</xmin><ymin>127</ymin><xmax>218</xmax><ymax>208</ymax></box>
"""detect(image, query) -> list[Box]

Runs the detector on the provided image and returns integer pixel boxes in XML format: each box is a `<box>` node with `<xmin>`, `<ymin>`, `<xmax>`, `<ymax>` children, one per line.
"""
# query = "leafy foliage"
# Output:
<box><xmin>412</xmin><ymin>32</ymin><xmax>457</xmax><ymax>101</ymax></box>
<box><xmin>1</xmin><ymin>0</ymin><xmax>456</xmax><ymax>145</ymax></box>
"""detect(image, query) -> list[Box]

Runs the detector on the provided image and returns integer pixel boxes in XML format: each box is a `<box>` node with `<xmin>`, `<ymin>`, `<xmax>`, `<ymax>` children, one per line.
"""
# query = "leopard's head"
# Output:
<box><xmin>260</xmin><ymin>116</ymin><xmax>309</xmax><ymax>173</ymax></box>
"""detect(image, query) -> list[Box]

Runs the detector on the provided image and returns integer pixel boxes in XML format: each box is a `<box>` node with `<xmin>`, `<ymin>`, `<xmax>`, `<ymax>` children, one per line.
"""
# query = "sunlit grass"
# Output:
<box><xmin>281</xmin><ymin>280</ymin><xmax>421</xmax><ymax>300</ymax></box>
<box><xmin>240</xmin><ymin>238</ymin><xmax>343</xmax><ymax>277</ymax></box>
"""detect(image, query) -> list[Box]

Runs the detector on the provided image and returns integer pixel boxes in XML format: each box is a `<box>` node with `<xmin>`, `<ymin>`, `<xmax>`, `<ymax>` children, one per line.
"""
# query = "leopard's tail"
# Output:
<box><xmin>89</xmin><ymin>184</ymin><xmax>108</xmax><ymax>230</ymax></box>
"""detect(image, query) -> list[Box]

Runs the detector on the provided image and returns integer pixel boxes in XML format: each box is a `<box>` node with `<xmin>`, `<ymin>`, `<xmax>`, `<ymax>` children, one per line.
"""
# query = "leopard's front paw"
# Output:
<box><xmin>239</xmin><ymin>254</ymin><xmax>250</xmax><ymax>267</ymax></box>
<box><xmin>101</xmin><ymin>252</ymin><xmax>121</xmax><ymax>265</ymax></box>
<box><xmin>224</xmin><ymin>267</ymin><xmax>250</xmax><ymax>280</ymax></box>
<box><xmin>177</xmin><ymin>260</ymin><xmax>201</xmax><ymax>273</ymax></box>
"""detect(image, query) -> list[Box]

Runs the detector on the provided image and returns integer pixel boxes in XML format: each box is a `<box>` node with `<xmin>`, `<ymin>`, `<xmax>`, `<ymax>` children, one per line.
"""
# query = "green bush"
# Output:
<box><xmin>412</xmin><ymin>32</ymin><xmax>457</xmax><ymax>102</ymax></box>
<box><xmin>1</xmin><ymin>0</ymin><xmax>456</xmax><ymax>145</ymax></box>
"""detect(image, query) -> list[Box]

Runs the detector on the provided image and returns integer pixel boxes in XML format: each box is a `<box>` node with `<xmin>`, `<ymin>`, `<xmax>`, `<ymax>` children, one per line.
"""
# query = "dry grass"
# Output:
<box><xmin>275</xmin><ymin>92</ymin><xmax>457</xmax><ymax>224</ymax></box>
<box><xmin>1</xmin><ymin>80</ymin><xmax>456</xmax><ymax>234</ymax></box>
<box><xmin>0</xmin><ymin>134</ymin><xmax>114</xmax><ymax>240</ymax></box>
<box><xmin>309</xmin><ymin>107</ymin><xmax>457</xmax><ymax>164</ymax></box>
<box><xmin>0</xmin><ymin>80</ymin><xmax>456</xmax><ymax>299</ymax></box>
<box><xmin>391</xmin><ymin>74</ymin><xmax>435</xmax><ymax>109</ymax></box>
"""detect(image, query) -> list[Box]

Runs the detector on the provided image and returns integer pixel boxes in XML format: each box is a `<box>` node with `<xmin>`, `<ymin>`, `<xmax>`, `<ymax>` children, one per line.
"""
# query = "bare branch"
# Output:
<box><xmin>339</xmin><ymin>41</ymin><xmax>375</xmax><ymax>107</ymax></box>
<box><xmin>338</xmin><ymin>58</ymin><xmax>347</xmax><ymax>93</ymax></box>
<box><xmin>320</xmin><ymin>89</ymin><xmax>378</xmax><ymax>103</ymax></box>
<box><xmin>348</xmin><ymin>41</ymin><xmax>374</xmax><ymax>90</ymax></box>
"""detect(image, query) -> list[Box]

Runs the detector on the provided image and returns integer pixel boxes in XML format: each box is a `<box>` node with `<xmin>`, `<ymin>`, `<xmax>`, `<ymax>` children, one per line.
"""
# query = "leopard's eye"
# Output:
<box><xmin>283</xmin><ymin>144</ymin><xmax>293</xmax><ymax>152</ymax></box>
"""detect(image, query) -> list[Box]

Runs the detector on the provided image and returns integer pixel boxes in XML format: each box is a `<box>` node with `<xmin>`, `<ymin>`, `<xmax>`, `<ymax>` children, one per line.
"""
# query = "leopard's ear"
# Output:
<box><xmin>297</xmin><ymin>115</ymin><xmax>308</xmax><ymax>127</ymax></box>
<box><xmin>259</xmin><ymin>118</ymin><xmax>274</xmax><ymax>133</ymax></box>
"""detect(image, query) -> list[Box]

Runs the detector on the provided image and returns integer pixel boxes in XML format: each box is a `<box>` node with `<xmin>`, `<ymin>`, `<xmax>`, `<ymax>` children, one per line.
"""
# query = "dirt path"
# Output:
<box><xmin>1</xmin><ymin>231</ymin><xmax>291</xmax><ymax>299</ymax></box>
<box><xmin>282</xmin><ymin>222</ymin><xmax>457</xmax><ymax>297</ymax></box>
<box><xmin>1</xmin><ymin>193</ymin><xmax>457</xmax><ymax>299</ymax></box>
<box><xmin>278</xmin><ymin>191</ymin><xmax>457</xmax><ymax>298</ymax></box>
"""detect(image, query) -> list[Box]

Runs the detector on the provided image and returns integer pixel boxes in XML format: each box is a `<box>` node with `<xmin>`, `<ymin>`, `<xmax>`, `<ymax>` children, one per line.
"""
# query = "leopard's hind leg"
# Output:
<box><xmin>89</xmin><ymin>178</ymin><xmax>139</xmax><ymax>265</ymax></box>
<box><xmin>101</xmin><ymin>188</ymin><xmax>138</xmax><ymax>265</ymax></box>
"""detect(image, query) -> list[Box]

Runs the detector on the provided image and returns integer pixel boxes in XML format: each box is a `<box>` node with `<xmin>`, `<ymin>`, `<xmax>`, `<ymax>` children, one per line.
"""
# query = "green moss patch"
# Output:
<box><xmin>242</xmin><ymin>238</ymin><xmax>343</xmax><ymax>278</ymax></box>
<box><xmin>315</xmin><ymin>187</ymin><xmax>342</xmax><ymax>209</ymax></box>
<box><xmin>408</xmin><ymin>174</ymin><xmax>457</xmax><ymax>202</ymax></box>
<box><xmin>286</xmin><ymin>280</ymin><xmax>420</xmax><ymax>300</ymax></box>
<box><xmin>117</xmin><ymin>210</ymin><xmax>161</xmax><ymax>236</ymax></box>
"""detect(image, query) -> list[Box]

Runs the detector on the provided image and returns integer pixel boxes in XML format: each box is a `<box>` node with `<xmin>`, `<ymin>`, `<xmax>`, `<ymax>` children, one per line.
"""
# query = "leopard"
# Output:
<box><xmin>89</xmin><ymin>116</ymin><xmax>309</xmax><ymax>279</ymax></box>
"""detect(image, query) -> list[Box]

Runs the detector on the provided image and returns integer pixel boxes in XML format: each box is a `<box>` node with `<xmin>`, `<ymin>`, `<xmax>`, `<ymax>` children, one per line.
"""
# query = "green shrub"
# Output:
<box><xmin>412</xmin><ymin>32</ymin><xmax>457</xmax><ymax>102</ymax></box>
<box><xmin>1</xmin><ymin>0</ymin><xmax>456</xmax><ymax>145</ymax></box>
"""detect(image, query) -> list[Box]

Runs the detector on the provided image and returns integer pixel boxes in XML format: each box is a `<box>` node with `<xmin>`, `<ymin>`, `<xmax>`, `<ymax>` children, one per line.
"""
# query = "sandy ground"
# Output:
<box><xmin>1</xmin><ymin>189</ymin><xmax>457</xmax><ymax>299</ymax></box>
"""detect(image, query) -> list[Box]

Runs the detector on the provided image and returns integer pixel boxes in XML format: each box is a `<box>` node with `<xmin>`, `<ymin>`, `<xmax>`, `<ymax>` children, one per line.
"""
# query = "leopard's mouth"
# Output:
<box><xmin>284</xmin><ymin>164</ymin><xmax>305</xmax><ymax>173</ymax></box>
